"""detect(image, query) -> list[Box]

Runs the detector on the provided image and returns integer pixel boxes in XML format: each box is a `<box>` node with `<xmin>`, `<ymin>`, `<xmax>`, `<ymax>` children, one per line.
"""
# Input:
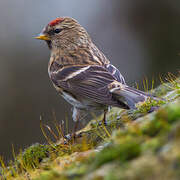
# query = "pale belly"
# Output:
<box><xmin>61</xmin><ymin>91</ymin><xmax>106</xmax><ymax>110</ymax></box>
<box><xmin>61</xmin><ymin>91</ymin><xmax>85</xmax><ymax>109</ymax></box>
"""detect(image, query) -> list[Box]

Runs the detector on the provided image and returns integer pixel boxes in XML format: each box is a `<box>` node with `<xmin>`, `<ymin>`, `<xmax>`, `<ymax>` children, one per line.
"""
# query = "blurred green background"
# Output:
<box><xmin>0</xmin><ymin>0</ymin><xmax>179</xmax><ymax>160</ymax></box>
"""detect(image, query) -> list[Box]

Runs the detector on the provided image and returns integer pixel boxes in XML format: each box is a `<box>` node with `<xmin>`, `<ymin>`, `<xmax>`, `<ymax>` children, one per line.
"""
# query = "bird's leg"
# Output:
<box><xmin>73</xmin><ymin>119</ymin><xmax>79</xmax><ymax>138</ymax></box>
<box><xmin>72</xmin><ymin>108</ymin><xmax>87</xmax><ymax>139</ymax></box>
<box><xmin>72</xmin><ymin>108</ymin><xmax>80</xmax><ymax>139</ymax></box>
<box><xmin>64</xmin><ymin>108</ymin><xmax>80</xmax><ymax>142</ymax></box>
<box><xmin>102</xmin><ymin>109</ymin><xmax>108</xmax><ymax>126</ymax></box>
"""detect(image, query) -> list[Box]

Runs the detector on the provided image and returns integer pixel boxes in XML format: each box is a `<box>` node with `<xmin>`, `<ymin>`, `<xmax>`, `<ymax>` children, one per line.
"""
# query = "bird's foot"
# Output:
<box><xmin>64</xmin><ymin>132</ymin><xmax>83</xmax><ymax>144</ymax></box>
<box><xmin>98</xmin><ymin>120</ymin><xmax>108</xmax><ymax>126</ymax></box>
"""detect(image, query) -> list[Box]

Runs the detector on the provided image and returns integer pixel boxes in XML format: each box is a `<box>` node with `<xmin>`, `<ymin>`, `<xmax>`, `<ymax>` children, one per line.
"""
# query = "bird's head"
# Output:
<box><xmin>35</xmin><ymin>17</ymin><xmax>91</xmax><ymax>50</ymax></box>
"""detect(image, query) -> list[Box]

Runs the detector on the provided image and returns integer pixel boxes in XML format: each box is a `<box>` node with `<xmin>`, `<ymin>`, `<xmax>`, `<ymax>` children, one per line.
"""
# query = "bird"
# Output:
<box><xmin>35</xmin><ymin>17</ymin><xmax>155</xmax><ymax>134</ymax></box>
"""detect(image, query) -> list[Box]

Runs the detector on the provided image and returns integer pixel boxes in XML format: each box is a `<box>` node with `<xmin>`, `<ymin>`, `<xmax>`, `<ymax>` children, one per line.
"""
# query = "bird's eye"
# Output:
<box><xmin>54</xmin><ymin>29</ymin><xmax>62</xmax><ymax>34</ymax></box>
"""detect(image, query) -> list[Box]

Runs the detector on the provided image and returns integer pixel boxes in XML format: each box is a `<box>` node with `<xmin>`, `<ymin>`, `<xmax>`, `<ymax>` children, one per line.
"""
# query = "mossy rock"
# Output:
<box><xmin>19</xmin><ymin>143</ymin><xmax>50</xmax><ymax>169</ymax></box>
<box><xmin>1</xmin><ymin>76</ymin><xmax>180</xmax><ymax>180</ymax></box>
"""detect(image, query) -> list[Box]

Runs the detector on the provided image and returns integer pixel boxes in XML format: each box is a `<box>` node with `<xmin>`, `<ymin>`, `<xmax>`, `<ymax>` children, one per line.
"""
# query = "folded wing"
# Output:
<box><xmin>50</xmin><ymin>65</ymin><xmax>129</xmax><ymax>109</ymax></box>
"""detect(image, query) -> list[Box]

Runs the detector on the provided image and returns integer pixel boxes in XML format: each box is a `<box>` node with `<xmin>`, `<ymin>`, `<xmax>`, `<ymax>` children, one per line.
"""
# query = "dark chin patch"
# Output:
<box><xmin>46</xmin><ymin>40</ymin><xmax>52</xmax><ymax>49</ymax></box>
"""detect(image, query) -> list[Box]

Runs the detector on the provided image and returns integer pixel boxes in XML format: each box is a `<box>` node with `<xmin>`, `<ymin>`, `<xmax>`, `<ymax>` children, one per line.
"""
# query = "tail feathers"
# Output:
<box><xmin>111</xmin><ymin>86</ymin><xmax>156</xmax><ymax>109</ymax></box>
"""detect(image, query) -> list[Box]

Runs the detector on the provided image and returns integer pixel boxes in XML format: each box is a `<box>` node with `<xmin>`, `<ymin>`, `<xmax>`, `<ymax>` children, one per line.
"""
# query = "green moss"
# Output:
<box><xmin>140</xmin><ymin>101</ymin><xmax>180</xmax><ymax>138</ymax></box>
<box><xmin>91</xmin><ymin>137</ymin><xmax>141</xmax><ymax>169</ymax></box>
<box><xmin>135</xmin><ymin>98</ymin><xmax>166</xmax><ymax>114</ymax></box>
<box><xmin>64</xmin><ymin>163</ymin><xmax>89</xmax><ymax>179</ymax></box>
<box><xmin>141</xmin><ymin>138</ymin><xmax>163</xmax><ymax>153</ymax></box>
<box><xmin>141</xmin><ymin>118</ymin><xmax>170</xmax><ymax>137</ymax></box>
<box><xmin>34</xmin><ymin>170</ymin><xmax>63</xmax><ymax>180</ymax></box>
<box><xmin>152</xmin><ymin>83</ymin><xmax>172</xmax><ymax>97</ymax></box>
<box><xmin>105</xmin><ymin>171</ymin><xmax>119</xmax><ymax>180</ymax></box>
<box><xmin>20</xmin><ymin>143</ymin><xmax>49</xmax><ymax>169</ymax></box>
<box><xmin>164</xmin><ymin>102</ymin><xmax>180</xmax><ymax>124</ymax></box>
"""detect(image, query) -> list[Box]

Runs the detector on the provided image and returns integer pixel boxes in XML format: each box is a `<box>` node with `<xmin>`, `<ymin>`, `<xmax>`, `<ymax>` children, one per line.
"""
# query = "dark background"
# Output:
<box><xmin>0</xmin><ymin>0</ymin><xmax>179</xmax><ymax>161</ymax></box>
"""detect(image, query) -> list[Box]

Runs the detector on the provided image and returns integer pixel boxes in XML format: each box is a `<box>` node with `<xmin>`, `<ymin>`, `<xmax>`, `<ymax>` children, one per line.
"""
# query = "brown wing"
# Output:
<box><xmin>50</xmin><ymin>65</ymin><xmax>128</xmax><ymax>108</ymax></box>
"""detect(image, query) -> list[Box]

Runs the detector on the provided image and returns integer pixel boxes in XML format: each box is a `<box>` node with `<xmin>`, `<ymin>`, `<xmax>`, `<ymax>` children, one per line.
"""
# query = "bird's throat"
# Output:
<box><xmin>46</xmin><ymin>40</ymin><xmax>52</xmax><ymax>49</ymax></box>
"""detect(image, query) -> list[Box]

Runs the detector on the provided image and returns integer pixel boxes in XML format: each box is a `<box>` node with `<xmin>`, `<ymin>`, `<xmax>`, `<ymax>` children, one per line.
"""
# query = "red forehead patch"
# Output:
<box><xmin>49</xmin><ymin>17</ymin><xmax>64</xmax><ymax>26</ymax></box>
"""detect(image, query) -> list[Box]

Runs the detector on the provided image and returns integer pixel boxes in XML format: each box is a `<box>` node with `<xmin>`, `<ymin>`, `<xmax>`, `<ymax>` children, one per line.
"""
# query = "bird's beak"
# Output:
<box><xmin>34</xmin><ymin>33</ymin><xmax>50</xmax><ymax>41</ymax></box>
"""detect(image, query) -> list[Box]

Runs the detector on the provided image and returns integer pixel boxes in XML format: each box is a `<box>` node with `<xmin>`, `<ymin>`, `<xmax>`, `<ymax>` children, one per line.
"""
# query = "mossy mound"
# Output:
<box><xmin>1</xmin><ymin>76</ymin><xmax>180</xmax><ymax>180</ymax></box>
